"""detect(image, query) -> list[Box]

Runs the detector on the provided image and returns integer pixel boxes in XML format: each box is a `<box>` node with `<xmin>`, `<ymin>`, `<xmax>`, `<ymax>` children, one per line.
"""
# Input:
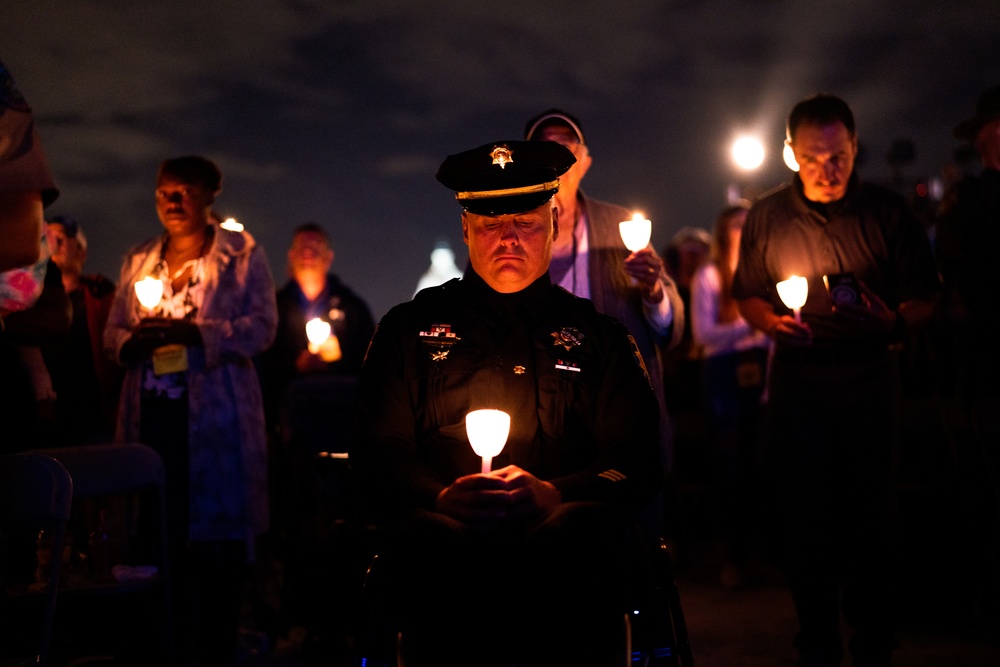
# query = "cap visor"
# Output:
<box><xmin>460</xmin><ymin>191</ymin><xmax>555</xmax><ymax>216</ymax></box>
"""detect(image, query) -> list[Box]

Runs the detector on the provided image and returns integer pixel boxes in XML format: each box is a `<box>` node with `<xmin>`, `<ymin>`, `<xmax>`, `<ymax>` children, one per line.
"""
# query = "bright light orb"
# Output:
<box><xmin>732</xmin><ymin>136</ymin><xmax>765</xmax><ymax>171</ymax></box>
<box><xmin>619</xmin><ymin>213</ymin><xmax>652</xmax><ymax>252</ymax></box>
<box><xmin>220</xmin><ymin>217</ymin><xmax>244</xmax><ymax>232</ymax></box>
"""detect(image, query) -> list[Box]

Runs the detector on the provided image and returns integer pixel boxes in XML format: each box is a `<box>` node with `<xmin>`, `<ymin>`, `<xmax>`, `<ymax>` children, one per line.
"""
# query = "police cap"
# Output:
<box><xmin>436</xmin><ymin>140</ymin><xmax>576</xmax><ymax>216</ymax></box>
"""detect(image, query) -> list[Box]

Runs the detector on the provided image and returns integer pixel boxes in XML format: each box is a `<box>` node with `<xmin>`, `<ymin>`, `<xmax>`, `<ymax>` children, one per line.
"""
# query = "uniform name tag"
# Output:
<box><xmin>152</xmin><ymin>344</ymin><xmax>189</xmax><ymax>375</ymax></box>
<box><xmin>555</xmin><ymin>359</ymin><xmax>581</xmax><ymax>372</ymax></box>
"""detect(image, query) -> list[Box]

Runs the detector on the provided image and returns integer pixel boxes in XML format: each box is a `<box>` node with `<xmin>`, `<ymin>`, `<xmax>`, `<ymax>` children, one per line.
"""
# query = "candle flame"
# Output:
<box><xmin>619</xmin><ymin>214</ymin><xmax>652</xmax><ymax>252</ymax></box>
<box><xmin>776</xmin><ymin>276</ymin><xmax>808</xmax><ymax>310</ymax></box>
<box><xmin>134</xmin><ymin>276</ymin><xmax>164</xmax><ymax>310</ymax></box>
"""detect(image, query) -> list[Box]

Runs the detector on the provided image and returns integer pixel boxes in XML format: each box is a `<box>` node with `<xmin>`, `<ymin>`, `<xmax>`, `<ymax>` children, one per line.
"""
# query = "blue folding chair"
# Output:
<box><xmin>0</xmin><ymin>453</ymin><xmax>74</xmax><ymax>667</ymax></box>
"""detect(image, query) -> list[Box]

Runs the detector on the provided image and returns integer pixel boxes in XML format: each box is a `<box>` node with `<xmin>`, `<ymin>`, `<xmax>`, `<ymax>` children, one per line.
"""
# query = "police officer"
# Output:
<box><xmin>352</xmin><ymin>140</ymin><xmax>663</xmax><ymax>666</ymax></box>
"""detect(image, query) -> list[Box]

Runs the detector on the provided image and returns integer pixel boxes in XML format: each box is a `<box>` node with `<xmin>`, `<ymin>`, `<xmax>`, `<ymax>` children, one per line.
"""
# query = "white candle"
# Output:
<box><xmin>134</xmin><ymin>276</ymin><xmax>163</xmax><ymax>311</ymax></box>
<box><xmin>466</xmin><ymin>409</ymin><xmax>511</xmax><ymax>474</ymax></box>
<box><xmin>776</xmin><ymin>276</ymin><xmax>808</xmax><ymax>323</ymax></box>
<box><xmin>619</xmin><ymin>213</ymin><xmax>652</xmax><ymax>252</ymax></box>
<box><xmin>305</xmin><ymin>318</ymin><xmax>332</xmax><ymax>353</ymax></box>
<box><xmin>219</xmin><ymin>217</ymin><xmax>244</xmax><ymax>232</ymax></box>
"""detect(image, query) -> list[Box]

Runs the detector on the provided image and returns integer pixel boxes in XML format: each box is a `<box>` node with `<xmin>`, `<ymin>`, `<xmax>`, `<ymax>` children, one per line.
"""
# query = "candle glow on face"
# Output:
<box><xmin>619</xmin><ymin>213</ymin><xmax>652</xmax><ymax>252</ymax></box>
<box><xmin>466</xmin><ymin>409</ymin><xmax>511</xmax><ymax>474</ymax></box>
<box><xmin>134</xmin><ymin>276</ymin><xmax>164</xmax><ymax>310</ymax></box>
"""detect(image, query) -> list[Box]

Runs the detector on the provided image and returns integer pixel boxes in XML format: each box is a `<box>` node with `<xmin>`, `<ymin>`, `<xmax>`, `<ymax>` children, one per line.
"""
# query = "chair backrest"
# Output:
<box><xmin>1</xmin><ymin>453</ymin><xmax>74</xmax><ymax>667</ymax></box>
<box><xmin>26</xmin><ymin>443</ymin><xmax>165</xmax><ymax>498</ymax></box>
<box><xmin>22</xmin><ymin>443</ymin><xmax>175</xmax><ymax>659</ymax></box>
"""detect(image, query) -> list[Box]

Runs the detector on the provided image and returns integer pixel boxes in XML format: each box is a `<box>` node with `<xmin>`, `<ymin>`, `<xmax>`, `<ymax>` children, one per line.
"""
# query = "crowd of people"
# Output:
<box><xmin>3</xmin><ymin>52</ymin><xmax>999</xmax><ymax>667</ymax></box>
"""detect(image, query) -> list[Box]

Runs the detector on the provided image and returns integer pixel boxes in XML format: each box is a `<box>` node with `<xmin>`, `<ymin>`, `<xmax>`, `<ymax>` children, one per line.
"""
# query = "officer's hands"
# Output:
<box><xmin>623</xmin><ymin>247</ymin><xmax>665</xmax><ymax>303</ymax></box>
<box><xmin>832</xmin><ymin>280</ymin><xmax>896</xmax><ymax>335</ymax></box>
<box><xmin>434</xmin><ymin>466</ymin><xmax>562</xmax><ymax>529</ymax></box>
<box><xmin>491</xmin><ymin>465</ymin><xmax>562</xmax><ymax>517</ymax></box>
<box><xmin>435</xmin><ymin>474</ymin><xmax>513</xmax><ymax>529</ymax></box>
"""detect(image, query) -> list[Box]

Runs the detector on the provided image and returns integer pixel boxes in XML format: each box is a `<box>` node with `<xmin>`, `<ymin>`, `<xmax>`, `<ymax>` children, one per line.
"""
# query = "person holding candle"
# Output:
<box><xmin>255</xmin><ymin>221</ymin><xmax>375</xmax><ymax>638</ymax></box>
<box><xmin>353</xmin><ymin>139</ymin><xmax>663</xmax><ymax>666</ymax></box>
<box><xmin>732</xmin><ymin>94</ymin><xmax>939</xmax><ymax>667</ymax></box>
<box><xmin>104</xmin><ymin>155</ymin><xmax>278</xmax><ymax>667</ymax></box>
<box><xmin>258</xmin><ymin>222</ymin><xmax>375</xmax><ymax>430</ymax></box>
<box><xmin>524</xmin><ymin>109</ymin><xmax>684</xmax><ymax>544</ymax></box>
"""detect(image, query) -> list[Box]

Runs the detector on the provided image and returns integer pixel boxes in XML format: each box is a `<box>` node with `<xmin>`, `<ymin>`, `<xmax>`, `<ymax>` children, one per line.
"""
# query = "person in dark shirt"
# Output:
<box><xmin>352</xmin><ymin>139</ymin><xmax>663</xmax><ymax>667</ymax></box>
<box><xmin>733</xmin><ymin>94</ymin><xmax>939</xmax><ymax>667</ymax></box>
<box><xmin>937</xmin><ymin>84</ymin><xmax>1000</xmax><ymax>405</ymax></box>
<box><xmin>258</xmin><ymin>222</ymin><xmax>375</xmax><ymax>430</ymax></box>
<box><xmin>44</xmin><ymin>215</ymin><xmax>122</xmax><ymax>443</ymax></box>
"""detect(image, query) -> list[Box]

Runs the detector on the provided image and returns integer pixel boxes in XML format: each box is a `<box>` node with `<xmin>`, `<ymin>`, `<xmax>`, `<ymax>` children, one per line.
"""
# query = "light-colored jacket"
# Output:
<box><xmin>582</xmin><ymin>195</ymin><xmax>684</xmax><ymax>471</ymax></box>
<box><xmin>104</xmin><ymin>224</ymin><xmax>277</xmax><ymax>549</ymax></box>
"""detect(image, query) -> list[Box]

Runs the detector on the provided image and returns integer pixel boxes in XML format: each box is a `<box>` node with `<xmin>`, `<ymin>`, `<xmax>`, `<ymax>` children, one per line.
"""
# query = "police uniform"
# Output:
<box><xmin>354</xmin><ymin>266</ymin><xmax>661</xmax><ymax>517</ymax></box>
<box><xmin>351</xmin><ymin>140</ymin><xmax>663</xmax><ymax>667</ymax></box>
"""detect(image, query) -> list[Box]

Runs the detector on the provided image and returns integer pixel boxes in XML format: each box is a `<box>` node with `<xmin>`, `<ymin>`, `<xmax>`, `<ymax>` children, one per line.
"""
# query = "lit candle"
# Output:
<box><xmin>619</xmin><ymin>213</ymin><xmax>652</xmax><ymax>252</ymax></box>
<box><xmin>134</xmin><ymin>276</ymin><xmax>163</xmax><ymax>312</ymax></box>
<box><xmin>305</xmin><ymin>317</ymin><xmax>332</xmax><ymax>353</ymax></box>
<box><xmin>465</xmin><ymin>409</ymin><xmax>511</xmax><ymax>474</ymax></box>
<box><xmin>776</xmin><ymin>276</ymin><xmax>808</xmax><ymax>323</ymax></box>
<box><xmin>219</xmin><ymin>217</ymin><xmax>244</xmax><ymax>232</ymax></box>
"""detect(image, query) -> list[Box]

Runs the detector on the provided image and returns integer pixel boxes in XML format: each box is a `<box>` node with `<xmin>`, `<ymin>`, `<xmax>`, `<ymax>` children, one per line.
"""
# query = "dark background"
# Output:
<box><xmin>4</xmin><ymin>0</ymin><xmax>999</xmax><ymax>319</ymax></box>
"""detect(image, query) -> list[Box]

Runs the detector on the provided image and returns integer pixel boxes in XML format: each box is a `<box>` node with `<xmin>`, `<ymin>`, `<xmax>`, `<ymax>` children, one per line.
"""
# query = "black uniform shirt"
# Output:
<box><xmin>352</xmin><ymin>269</ymin><xmax>662</xmax><ymax>518</ymax></box>
<box><xmin>733</xmin><ymin>174</ymin><xmax>939</xmax><ymax>349</ymax></box>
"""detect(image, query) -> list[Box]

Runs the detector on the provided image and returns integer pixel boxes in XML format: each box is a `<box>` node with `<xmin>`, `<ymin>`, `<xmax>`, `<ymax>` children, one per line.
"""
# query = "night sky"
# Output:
<box><xmin>3</xmin><ymin>0</ymin><xmax>999</xmax><ymax>319</ymax></box>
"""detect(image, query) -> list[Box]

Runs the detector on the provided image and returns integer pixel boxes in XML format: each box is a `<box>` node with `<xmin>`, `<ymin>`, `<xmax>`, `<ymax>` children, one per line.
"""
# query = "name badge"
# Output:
<box><xmin>152</xmin><ymin>344</ymin><xmax>189</xmax><ymax>375</ymax></box>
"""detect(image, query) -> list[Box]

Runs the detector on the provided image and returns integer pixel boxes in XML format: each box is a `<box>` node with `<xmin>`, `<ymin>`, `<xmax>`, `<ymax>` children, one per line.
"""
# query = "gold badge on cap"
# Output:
<box><xmin>551</xmin><ymin>327</ymin><xmax>584</xmax><ymax>351</ymax></box>
<box><xmin>490</xmin><ymin>145</ymin><xmax>514</xmax><ymax>170</ymax></box>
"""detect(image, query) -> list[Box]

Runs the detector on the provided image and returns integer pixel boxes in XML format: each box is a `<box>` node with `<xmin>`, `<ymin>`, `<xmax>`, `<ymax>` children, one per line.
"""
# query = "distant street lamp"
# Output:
<box><xmin>731</xmin><ymin>136</ymin><xmax>765</xmax><ymax>171</ymax></box>
<box><xmin>728</xmin><ymin>135</ymin><xmax>765</xmax><ymax>204</ymax></box>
